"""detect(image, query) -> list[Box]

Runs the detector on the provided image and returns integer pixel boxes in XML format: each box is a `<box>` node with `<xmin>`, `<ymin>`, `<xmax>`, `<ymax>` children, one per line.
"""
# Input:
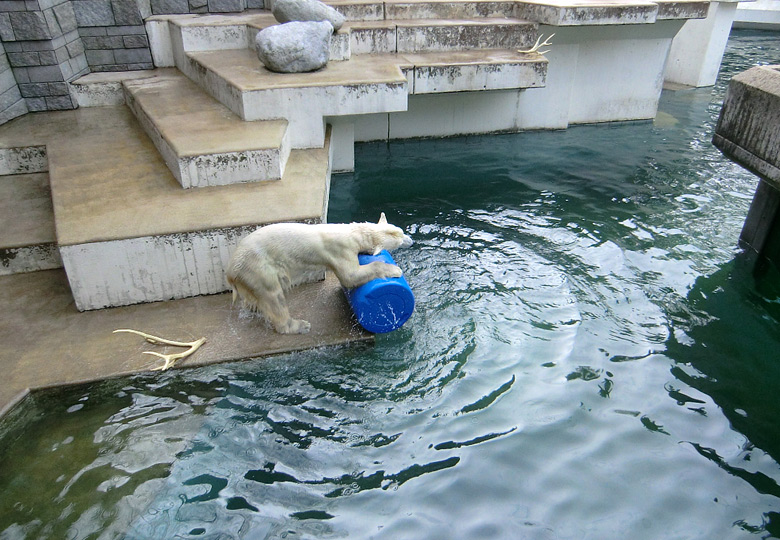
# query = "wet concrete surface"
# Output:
<box><xmin>0</xmin><ymin>269</ymin><xmax>371</xmax><ymax>418</ymax></box>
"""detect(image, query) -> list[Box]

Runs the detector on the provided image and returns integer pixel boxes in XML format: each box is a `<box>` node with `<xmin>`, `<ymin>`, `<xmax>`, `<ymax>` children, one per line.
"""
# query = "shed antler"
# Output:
<box><xmin>114</xmin><ymin>329</ymin><xmax>206</xmax><ymax>371</ymax></box>
<box><xmin>518</xmin><ymin>33</ymin><xmax>554</xmax><ymax>55</ymax></box>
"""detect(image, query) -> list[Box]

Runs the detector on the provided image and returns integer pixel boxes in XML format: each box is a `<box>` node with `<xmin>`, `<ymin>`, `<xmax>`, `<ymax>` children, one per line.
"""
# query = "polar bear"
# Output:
<box><xmin>226</xmin><ymin>213</ymin><xmax>413</xmax><ymax>334</ymax></box>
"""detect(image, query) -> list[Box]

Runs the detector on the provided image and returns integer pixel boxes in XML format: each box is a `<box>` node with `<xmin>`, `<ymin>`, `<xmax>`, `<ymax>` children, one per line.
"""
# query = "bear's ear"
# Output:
<box><xmin>378</xmin><ymin>212</ymin><xmax>388</xmax><ymax>225</ymax></box>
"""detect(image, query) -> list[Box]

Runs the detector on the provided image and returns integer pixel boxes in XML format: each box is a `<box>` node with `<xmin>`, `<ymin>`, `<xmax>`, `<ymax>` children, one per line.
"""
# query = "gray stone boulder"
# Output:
<box><xmin>255</xmin><ymin>21</ymin><xmax>333</xmax><ymax>73</ymax></box>
<box><xmin>272</xmin><ymin>0</ymin><xmax>345</xmax><ymax>31</ymax></box>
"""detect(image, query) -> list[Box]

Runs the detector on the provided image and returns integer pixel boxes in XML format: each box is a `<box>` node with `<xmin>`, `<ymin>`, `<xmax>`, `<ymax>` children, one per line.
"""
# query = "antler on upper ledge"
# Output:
<box><xmin>518</xmin><ymin>33</ymin><xmax>555</xmax><ymax>55</ymax></box>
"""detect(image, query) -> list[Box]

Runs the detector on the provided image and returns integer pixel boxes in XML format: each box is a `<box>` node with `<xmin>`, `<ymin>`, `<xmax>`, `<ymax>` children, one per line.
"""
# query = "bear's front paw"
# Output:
<box><xmin>385</xmin><ymin>266</ymin><xmax>403</xmax><ymax>279</ymax></box>
<box><xmin>278</xmin><ymin>318</ymin><xmax>311</xmax><ymax>334</ymax></box>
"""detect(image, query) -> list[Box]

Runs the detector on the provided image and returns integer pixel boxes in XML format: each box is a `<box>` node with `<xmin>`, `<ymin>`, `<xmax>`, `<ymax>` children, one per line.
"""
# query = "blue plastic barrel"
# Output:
<box><xmin>344</xmin><ymin>250</ymin><xmax>415</xmax><ymax>333</ymax></box>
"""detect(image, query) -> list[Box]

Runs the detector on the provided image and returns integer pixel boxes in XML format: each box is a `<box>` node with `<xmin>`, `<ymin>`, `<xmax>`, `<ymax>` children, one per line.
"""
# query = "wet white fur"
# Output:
<box><xmin>226</xmin><ymin>213</ymin><xmax>413</xmax><ymax>334</ymax></box>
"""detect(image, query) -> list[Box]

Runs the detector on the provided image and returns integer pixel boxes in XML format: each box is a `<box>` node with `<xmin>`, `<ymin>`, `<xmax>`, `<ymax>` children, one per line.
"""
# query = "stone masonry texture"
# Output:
<box><xmin>0</xmin><ymin>41</ymin><xmax>28</xmax><ymax>124</ymax></box>
<box><xmin>0</xmin><ymin>0</ymin><xmax>265</xmax><ymax>118</ymax></box>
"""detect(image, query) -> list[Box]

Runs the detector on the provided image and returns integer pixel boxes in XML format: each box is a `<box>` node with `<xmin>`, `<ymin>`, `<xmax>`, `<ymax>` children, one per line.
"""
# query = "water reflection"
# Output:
<box><xmin>665</xmin><ymin>254</ymin><xmax>780</xmax><ymax>536</ymax></box>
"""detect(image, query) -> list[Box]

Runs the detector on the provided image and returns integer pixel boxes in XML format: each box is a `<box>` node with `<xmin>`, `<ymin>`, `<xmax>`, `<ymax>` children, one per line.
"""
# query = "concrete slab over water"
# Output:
<box><xmin>0</xmin><ymin>269</ymin><xmax>372</xmax><ymax>419</ymax></box>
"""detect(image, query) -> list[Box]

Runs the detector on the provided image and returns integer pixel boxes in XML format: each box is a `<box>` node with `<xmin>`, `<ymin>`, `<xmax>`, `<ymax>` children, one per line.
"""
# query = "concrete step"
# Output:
<box><xmin>325</xmin><ymin>0</ymin><xmax>516</xmax><ymax>20</ymax></box>
<box><xmin>325</xmin><ymin>0</ymin><xmax>385</xmax><ymax>20</ymax></box>
<box><xmin>148</xmin><ymin>11</ymin><xmax>350</xmax><ymax>63</ymax></box>
<box><xmin>345</xmin><ymin>17</ymin><xmax>537</xmax><ymax>54</ymax></box>
<box><xmin>123</xmin><ymin>69</ymin><xmax>290</xmax><ymax>188</ymax></box>
<box><xmin>181</xmin><ymin>47</ymin><xmax>546</xmax><ymax>146</ymax></box>
<box><xmin>181</xmin><ymin>48</ymin><xmax>409</xmax><ymax>147</ymax></box>
<box><xmin>149</xmin><ymin>11</ymin><xmax>537</xmax><ymax>66</ymax></box>
<box><xmin>180</xmin><ymin>47</ymin><xmax>545</xmax><ymax>146</ymax></box>
<box><xmin>0</xmin><ymin>106</ymin><xmax>333</xmax><ymax>311</ymax></box>
<box><xmin>401</xmin><ymin>49</ymin><xmax>547</xmax><ymax>93</ymax></box>
<box><xmin>0</xmin><ymin>171</ymin><xmax>62</xmax><ymax>275</ymax></box>
<box><xmin>513</xmin><ymin>0</ymin><xmax>709</xmax><ymax>26</ymax></box>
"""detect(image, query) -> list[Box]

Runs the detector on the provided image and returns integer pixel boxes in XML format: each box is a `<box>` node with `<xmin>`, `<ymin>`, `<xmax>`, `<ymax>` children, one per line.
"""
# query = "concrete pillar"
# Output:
<box><xmin>713</xmin><ymin>65</ymin><xmax>780</xmax><ymax>267</ymax></box>
<box><xmin>664</xmin><ymin>0</ymin><xmax>740</xmax><ymax>88</ymax></box>
<box><xmin>734</xmin><ymin>0</ymin><xmax>780</xmax><ymax>28</ymax></box>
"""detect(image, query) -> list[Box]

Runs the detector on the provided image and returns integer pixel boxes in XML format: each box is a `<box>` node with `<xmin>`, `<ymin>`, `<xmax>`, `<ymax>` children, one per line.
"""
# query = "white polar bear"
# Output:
<box><xmin>226</xmin><ymin>213</ymin><xmax>413</xmax><ymax>334</ymax></box>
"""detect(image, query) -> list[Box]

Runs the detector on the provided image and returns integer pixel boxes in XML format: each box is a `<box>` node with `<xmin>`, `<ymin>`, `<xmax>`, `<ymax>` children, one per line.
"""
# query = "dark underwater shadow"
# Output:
<box><xmin>666</xmin><ymin>252</ymin><xmax>780</xmax><ymax>536</ymax></box>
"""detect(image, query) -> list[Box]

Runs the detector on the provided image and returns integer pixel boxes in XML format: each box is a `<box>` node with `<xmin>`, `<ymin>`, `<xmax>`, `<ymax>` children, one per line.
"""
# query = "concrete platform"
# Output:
<box><xmin>182</xmin><ymin>49</ymin><xmax>409</xmax><ymax>146</ymax></box>
<box><xmin>0</xmin><ymin>107</ymin><xmax>329</xmax><ymax>247</ymax></box>
<box><xmin>0</xmin><ymin>268</ymin><xmax>371</xmax><ymax>419</ymax></box>
<box><xmin>0</xmin><ymin>106</ymin><xmax>332</xmax><ymax>310</ymax></box>
<box><xmin>123</xmin><ymin>69</ymin><xmax>291</xmax><ymax>188</ymax></box>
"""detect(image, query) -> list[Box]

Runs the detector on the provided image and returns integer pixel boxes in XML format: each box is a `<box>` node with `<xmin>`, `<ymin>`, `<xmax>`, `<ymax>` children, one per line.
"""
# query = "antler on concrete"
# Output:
<box><xmin>114</xmin><ymin>329</ymin><xmax>206</xmax><ymax>371</ymax></box>
<box><xmin>518</xmin><ymin>33</ymin><xmax>554</xmax><ymax>55</ymax></box>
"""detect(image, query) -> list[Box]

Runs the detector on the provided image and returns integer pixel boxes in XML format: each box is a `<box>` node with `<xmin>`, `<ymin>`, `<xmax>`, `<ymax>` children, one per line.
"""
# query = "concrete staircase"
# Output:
<box><xmin>123</xmin><ymin>71</ymin><xmax>291</xmax><ymax>188</ymax></box>
<box><xmin>0</xmin><ymin>0</ymin><xmax>707</xmax><ymax>312</ymax></box>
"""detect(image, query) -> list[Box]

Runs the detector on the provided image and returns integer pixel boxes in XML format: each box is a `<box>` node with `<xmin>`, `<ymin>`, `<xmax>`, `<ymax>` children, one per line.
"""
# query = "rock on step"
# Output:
<box><xmin>123</xmin><ymin>70</ymin><xmax>291</xmax><ymax>188</ymax></box>
<box><xmin>255</xmin><ymin>20</ymin><xmax>335</xmax><ymax>73</ymax></box>
<box><xmin>273</xmin><ymin>0</ymin><xmax>346</xmax><ymax>30</ymax></box>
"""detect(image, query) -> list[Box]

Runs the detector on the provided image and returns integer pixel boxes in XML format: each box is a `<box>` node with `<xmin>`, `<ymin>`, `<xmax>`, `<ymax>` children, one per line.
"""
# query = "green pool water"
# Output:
<box><xmin>2</xmin><ymin>30</ymin><xmax>780</xmax><ymax>539</ymax></box>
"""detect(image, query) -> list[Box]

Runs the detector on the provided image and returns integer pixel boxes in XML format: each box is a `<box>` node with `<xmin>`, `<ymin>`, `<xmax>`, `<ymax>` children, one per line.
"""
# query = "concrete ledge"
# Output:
<box><xmin>384</xmin><ymin>0</ymin><xmax>516</xmax><ymax>19</ymax></box>
<box><xmin>514</xmin><ymin>0</ymin><xmax>658</xmax><ymax>25</ymax></box>
<box><xmin>0</xmin><ymin>107</ymin><xmax>333</xmax><ymax>308</ymax></box>
<box><xmin>0</xmin><ymin>268</ymin><xmax>372</xmax><ymax>418</ymax></box>
<box><xmin>123</xmin><ymin>70</ymin><xmax>290</xmax><ymax>188</ymax></box>
<box><xmin>40</xmin><ymin>106</ymin><xmax>330</xmax><ymax>308</ymax></box>
<box><xmin>403</xmin><ymin>49</ymin><xmax>547</xmax><ymax>93</ymax></box>
<box><xmin>0</xmin><ymin>244</ymin><xmax>61</xmax><ymax>276</ymax></box>
<box><xmin>714</xmin><ymin>64</ymin><xmax>780</xmax><ymax>264</ymax></box>
<box><xmin>184</xmin><ymin>49</ymin><xmax>409</xmax><ymax>146</ymax></box>
<box><xmin>655</xmin><ymin>0</ymin><xmax>709</xmax><ymax>19</ymax></box>
<box><xmin>345</xmin><ymin>18</ymin><xmax>537</xmax><ymax>53</ymax></box>
<box><xmin>0</xmin><ymin>146</ymin><xmax>47</xmax><ymax>175</ymax></box>
<box><xmin>70</xmin><ymin>70</ymin><xmax>158</xmax><ymax>107</ymax></box>
<box><xmin>734</xmin><ymin>0</ymin><xmax>780</xmax><ymax>29</ymax></box>
<box><xmin>346</xmin><ymin>20</ymin><xmax>398</xmax><ymax>53</ymax></box>
<box><xmin>61</xmin><ymin>225</ymin><xmax>258</xmax><ymax>310</ymax></box>
<box><xmin>714</xmin><ymin>65</ymin><xmax>780</xmax><ymax>188</ymax></box>
<box><xmin>0</xmin><ymin>174</ymin><xmax>56</xmax><ymax>248</ymax></box>
<box><xmin>396</xmin><ymin>18</ymin><xmax>537</xmax><ymax>52</ymax></box>
<box><xmin>25</xmin><ymin>107</ymin><xmax>330</xmax><ymax>246</ymax></box>
<box><xmin>713</xmin><ymin>132</ymin><xmax>780</xmax><ymax>189</ymax></box>
<box><xmin>327</xmin><ymin>0</ymin><xmax>386</xmax><ymax>20</ymax></box>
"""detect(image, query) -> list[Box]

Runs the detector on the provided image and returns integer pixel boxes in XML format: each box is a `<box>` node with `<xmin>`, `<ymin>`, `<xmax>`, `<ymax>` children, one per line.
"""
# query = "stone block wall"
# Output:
<box><xmin>72</xmin><ymin>0</ymin><xmax>153</xmax><ymax>71</ymax></box>
<box><xmin>146</xmin><ymin>0</ymin><xmax>264</xmax><ymax>15</ymax></box>
<box><xmin>0</xmin><ymin>41</ymin><xmax>28</xmax><ymax>124</ymax></box>
<box><xmin>0</xmin><ymin>0</ymin><xmax>265</xmax><ymax>121</ymax></box>
<box><xmin>0</xmin><ymin>0</ymin><xmax>87</xmax><ymax>112</ymax></box>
